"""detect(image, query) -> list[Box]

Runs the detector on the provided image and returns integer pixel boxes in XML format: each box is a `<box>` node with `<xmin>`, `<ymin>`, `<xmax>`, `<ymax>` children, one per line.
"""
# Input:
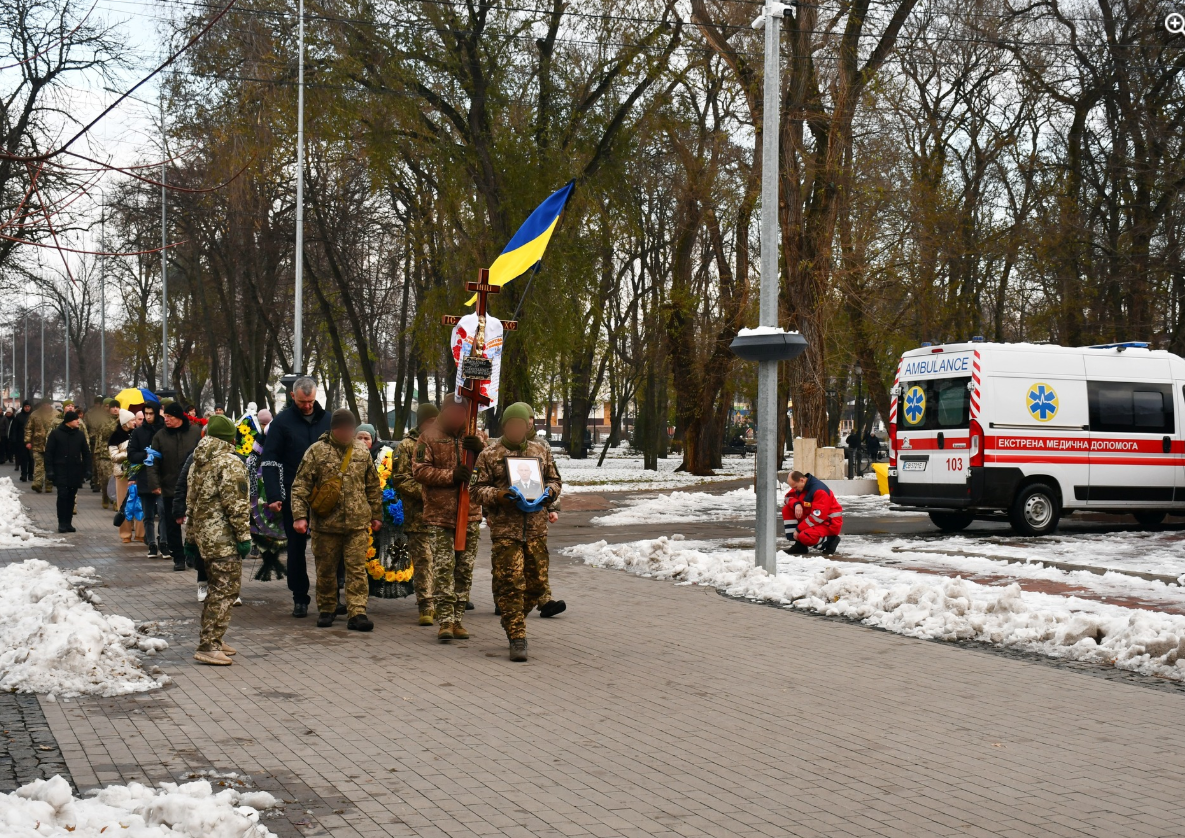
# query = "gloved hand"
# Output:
<box><xmin>461</xmin><ymin>434</ymin><xmax>486</xmax><ymax>454</ymax></box>
<box><xmin>514</xmin><ymin>487</ymin><xmax>550</xmax><ymax>514</ymax></box>
<box><xmin>453</xmin><ymin>462</ymin><xmax>472</xmax><ymax>485</ymax></box>
<box><xmin>236</xmin><ymin>540</ymin><xmax>252</xmax><ymax>558</ymax></box>
<box><xmin>144</xmin><ymin>446</ymin><xmax>162</xmax><ymax>466</ymax></box>
<box><xmin>184</xmin><ymin>542</ymin><xmax>200</xmax><ymax>561</ymax></box>
<box><xmin>501</xmin><ymin>486</ymin><xmax>525</xmax><ymax>508</ymax></box>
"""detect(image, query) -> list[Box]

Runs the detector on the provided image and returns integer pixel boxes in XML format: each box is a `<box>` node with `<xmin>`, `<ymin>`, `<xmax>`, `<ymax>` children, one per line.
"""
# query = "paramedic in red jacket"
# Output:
<box><xmin>782</xmin><ymin>471</ymin><xmax>843</xmax><ymax>555</ymax></box>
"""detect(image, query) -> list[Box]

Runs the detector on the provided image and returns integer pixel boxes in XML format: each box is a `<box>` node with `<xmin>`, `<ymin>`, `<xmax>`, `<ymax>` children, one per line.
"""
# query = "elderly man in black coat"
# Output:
<box><xmin>44</xmin><ymin>410</ymin><xmax>92</xmax><ymax>532</ymax></box>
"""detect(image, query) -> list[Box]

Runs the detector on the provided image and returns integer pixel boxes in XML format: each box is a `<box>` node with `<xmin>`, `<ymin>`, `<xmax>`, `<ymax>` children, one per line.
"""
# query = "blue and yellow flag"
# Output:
<box><xmin>467</xmin><ymin>180</ymin><xmax>574</xmax><ymax>305</ymax></box>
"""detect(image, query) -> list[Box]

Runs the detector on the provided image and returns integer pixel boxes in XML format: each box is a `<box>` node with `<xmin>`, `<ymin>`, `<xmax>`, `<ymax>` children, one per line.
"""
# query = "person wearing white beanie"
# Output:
<box><xmin>109</xmin><ymin>409</ymin><xmax>143</xmax><ymax>543</ymax></box>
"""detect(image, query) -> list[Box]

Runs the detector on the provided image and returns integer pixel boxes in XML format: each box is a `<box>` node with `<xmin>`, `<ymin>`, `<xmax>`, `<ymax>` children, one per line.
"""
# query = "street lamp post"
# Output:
<box><xmin>160</xmin><ymin>91</ymin><xmax>169</xmax><ymax>392</ymax></box>
<box><xmin>293</xmin><ymin>0</ymin><xmax>306</xmax><ymax>374</ymax></box>
<box><xmin>99</xmin><ymin>194</ymin><xmax>107</xmax><ymax>397</ymax></box>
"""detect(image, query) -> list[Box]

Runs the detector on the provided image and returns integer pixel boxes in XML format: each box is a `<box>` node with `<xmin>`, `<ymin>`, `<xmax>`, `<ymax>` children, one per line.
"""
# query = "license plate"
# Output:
<box><xmin>902</xmin><ymin>460</ymin><xmax>927</xmax><ymax>471</ymax></box>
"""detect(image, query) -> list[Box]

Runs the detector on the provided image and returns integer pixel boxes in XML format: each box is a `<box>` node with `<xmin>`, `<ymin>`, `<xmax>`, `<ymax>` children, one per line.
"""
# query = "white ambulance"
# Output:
<box><xmin>887</xmin><ymin>340</ymin><xmax>1185</xmax><ymax>535</ymax></box>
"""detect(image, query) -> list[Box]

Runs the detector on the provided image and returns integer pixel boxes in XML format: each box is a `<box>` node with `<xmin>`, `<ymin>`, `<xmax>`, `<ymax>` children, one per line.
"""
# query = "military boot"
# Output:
<box><xmin>539</xmin><ymin>600</ymin><xmax>566</xmax><ymax>618</ymax></box>
<box><xmin>451</xmin><ymin>623</ymin><xmax>470</xmax><ymax>640</ymax></box>
<box><xmin>316</xmin><ymin>612</ymin><xmax>335</xmax><ymax>628</ymax></box>
<box><xmin>347</xmin><ymin>614</ymin><xmax>374</xmax><ymax>632</ymax></box>
<box><xmin>194</xmin><ymin>649</ymin><xmax>232</xmax><ymax>666</ymax></box>
<box><xmin>509</xmin><ymin>640</ymin><xmax>528</xmax><ymax>662</ymax></box>
<box><xmin>437</xmin><ymin>624</ymin><xmax>454</xmax><ymax>642</ymax></box>
<box><xmin>417</xmin><ymin>609</ymin><xmax>434</xmax><ymax>627</ymax></box>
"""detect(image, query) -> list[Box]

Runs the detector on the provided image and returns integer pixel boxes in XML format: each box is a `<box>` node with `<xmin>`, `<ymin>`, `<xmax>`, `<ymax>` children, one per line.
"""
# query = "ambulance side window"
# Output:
<box><xmin>1088</xmin><ymin>382</ymin><xmax>1174</xmax><ymax>434</ymax></box>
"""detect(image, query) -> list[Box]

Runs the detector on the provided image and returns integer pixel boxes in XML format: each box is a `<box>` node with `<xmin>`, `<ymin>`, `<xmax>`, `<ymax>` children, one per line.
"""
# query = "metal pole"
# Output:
<box><xmin>753</xmin><ymin>3</ymin><xmax>782</xmax><ymax>575</ymax></box>
<box><xmin>100</xmin><ymin>197</ymin><xmax>107</xmax><ymax>396</ymax></box>
<box><xmin>64</xmin><ymin>306</ymin><xmax>69</xmax><ymax>399</ymax></box>
<box><xmin>161</xmin><ymin>92</ymin><xmax>169</xmax><ymax>391</ymax></box>
<box><xmin>40</xmin><ymin>313</ymin><xmax>44</xmax><ymax>400</ymax></box>
<box><xmin>293</xmin><ymin>0</ymin><xmax>305</xmax><ymax>373</ymax></box>
<box><xmin>23</xmin><ymin>299</ymin><xmax>27</xmax><ymax>401</ymax></box>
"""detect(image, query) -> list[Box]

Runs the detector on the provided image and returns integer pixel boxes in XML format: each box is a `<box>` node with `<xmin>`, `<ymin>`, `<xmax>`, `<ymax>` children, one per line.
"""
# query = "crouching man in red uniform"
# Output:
<box><xmin>781</xmin><ymin>470</ymin><xmax>843</xmax><ymax>555</ymax></box>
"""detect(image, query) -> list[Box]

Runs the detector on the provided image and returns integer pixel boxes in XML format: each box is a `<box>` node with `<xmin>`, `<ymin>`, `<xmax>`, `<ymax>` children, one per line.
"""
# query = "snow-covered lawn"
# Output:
<box><xmin>557</xmin><ymin>455</ymin><xmax>753</xmax><ymax>493</ymax></box>
<box><xmin>566</xmin><ymin>536</ymin><xmax>1185</xmax><ymax>681</ymax></box>
<box><xmin>0</xmin><ymin>476</ymin><xmax>59</xmax><ymax>548</ymax></box>
<box><xmin>0</xmin><ymin>559</ymin><xmax>168</xmax><ymax>697</ymax></box>
<box><xmin>592</xmin><ymin>486</ymin><xmax>918</xmax><ymax>525</ymax></box>
<box><xmin>1</xmin><ymin>775</ymin><xmax>278</xmax><ymax>837</ymax></box>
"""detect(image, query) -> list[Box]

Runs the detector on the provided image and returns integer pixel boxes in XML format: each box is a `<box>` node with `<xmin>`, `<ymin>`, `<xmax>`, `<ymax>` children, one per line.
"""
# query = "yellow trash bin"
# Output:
<box><xmin>871</xmin><ymin>462</ymin><xmax>889</xmax><ymax>496</ymax></box>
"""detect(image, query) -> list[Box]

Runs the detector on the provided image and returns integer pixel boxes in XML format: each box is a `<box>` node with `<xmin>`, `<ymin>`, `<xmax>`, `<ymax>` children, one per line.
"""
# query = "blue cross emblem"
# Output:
<box><xmin>903</xmin><ymin>386</ymin><xmax>926</xmax><ymax>425</ymax></box>
<box><xmin>1027</xmin><ymin>383</ymin><xmax>1058</xmax><ymax>422</ymax></box>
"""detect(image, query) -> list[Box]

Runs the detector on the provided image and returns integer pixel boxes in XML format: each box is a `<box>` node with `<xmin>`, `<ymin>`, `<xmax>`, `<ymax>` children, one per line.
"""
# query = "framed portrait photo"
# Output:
<box><xmin>505</xmin><ymin>456</ymin><xmax>545</xmax><ymax>501</ymax></box>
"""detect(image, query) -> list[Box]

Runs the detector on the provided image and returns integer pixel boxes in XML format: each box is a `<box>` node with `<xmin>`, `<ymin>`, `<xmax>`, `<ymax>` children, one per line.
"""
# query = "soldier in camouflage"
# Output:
<box><xmin>92</xmin><ymin>400</ymin><xmax>121</xmax><ymax>509</ymax></box>
<box><xmin>391</xmin><ymin>402</ymin><xmax>440</xmax><ymax>625</ymax></box>
<box><xmin>185</xmin><ymin>415</ymin><xmax>252</xmax><ymax>666</ymax></box>
<box><xmin>412</xmin><ymin>397</ymin><xmax>485</xmax><ymax>642</ymax></box>
<box><xmin>472</xmin><ymin>402</ymin><xmax>563</xmax><ymax>662</ymax></box>
<box><xmin>24</xmin><ymin>403</ymin><xmax>56</xmax><ymax>493</ymax></box>
<box><xmin>289</xmin><ymin>409</ymin><xmax>382</xmax><ymax>632</ymax></box>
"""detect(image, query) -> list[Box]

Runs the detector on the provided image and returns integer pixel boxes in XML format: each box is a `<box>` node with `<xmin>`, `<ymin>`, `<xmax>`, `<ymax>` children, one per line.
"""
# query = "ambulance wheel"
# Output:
<box><xmin>1009</xmin><ymin>483</ymin><xmax>1060</xmax><ymax>536</ymax></box>
<box><xmin>1133</xmin><ymin>511</ymin><xmax>1167</xmax><ymax>529</ymax></box>
<box><xmin>928</xmin><ymin>511</ymin><xmax>975</xmax><ymax>532</ymax></box>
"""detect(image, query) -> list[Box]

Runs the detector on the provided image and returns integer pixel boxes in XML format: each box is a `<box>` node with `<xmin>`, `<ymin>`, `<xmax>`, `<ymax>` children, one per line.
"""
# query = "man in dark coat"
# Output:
<box><xmin>127</xmin><ymin>401</ymin><xmax>165</xmax><ymax>557</ymax></box>
<box><xmin>151</xmin><ymin>402</ymin><xmax>203</xmax><ymax>570</ymax></box>
<box><xmin>44</xmin><ymin>410</ymin><xmax>92</xmax><ymax>533</ymax></box>
<box><xmin>0</xmin><ymin>408</ymin><xmax>11</xmax><ymax>464</ymax></box>
<box><xmin>9</xmin><ymin>403</ymin><xmax>30</xmax><ymax>480</ymax></box>
<box><xmin>261</xmin><ymin>376</ymin><xmax>330</xmax><ymax>617</ymax></box>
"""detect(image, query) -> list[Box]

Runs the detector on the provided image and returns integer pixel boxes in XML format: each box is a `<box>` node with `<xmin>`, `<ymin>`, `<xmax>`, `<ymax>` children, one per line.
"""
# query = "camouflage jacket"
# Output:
<box><xmin>24</xmin><ymin>409</ymin><xmax>54</xmax><ymax>452</ymax></box>
<box><xmin>473</xmin><ymin>437</ymin><xmax>562</xmax><ymax>541</ymax></box>
<box><xmin>391</xmin><ymin>429</ymin><xmax>426</xmax><ymax>531</ymax></box>
<box><xmin>289</xmin><ymin>433</ymin><xmax>382</xmax><ymax>533</ymax></box>
<box><xmin>92</xmin><ymin>416</ymin><xmax>118</xmax><ymax>461</ymax></box>
<box><xmin>184</xmin><ymin>435</ymin><xmax>250</xmax><ymax>559</ymax></box>
<box><xmin>412</xmin><ymin>424</ymin><xmax>482</xmax><ymax>528</ymax></box>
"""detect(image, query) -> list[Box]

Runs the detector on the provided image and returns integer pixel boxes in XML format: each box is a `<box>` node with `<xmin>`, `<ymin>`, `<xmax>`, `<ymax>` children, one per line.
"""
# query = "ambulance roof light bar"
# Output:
<box><xmin>1088</xmin><ymin>341</ymin><xmax>1150</xmax><ymax>352</ymax></box>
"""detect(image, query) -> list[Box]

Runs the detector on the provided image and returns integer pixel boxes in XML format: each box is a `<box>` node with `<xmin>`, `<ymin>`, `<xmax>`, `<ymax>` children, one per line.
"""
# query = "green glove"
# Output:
<box><xmin>237</xmin><ymin>540</ymin><xmax>252</xmax><ymax>558</ymax></box>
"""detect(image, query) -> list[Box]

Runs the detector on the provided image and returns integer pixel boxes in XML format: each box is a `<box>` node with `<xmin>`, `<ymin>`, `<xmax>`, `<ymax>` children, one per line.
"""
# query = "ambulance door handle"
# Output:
<box><xmin>1164</xmin><ymin>436</ymin><xmax>1172</xmax><ymax>454</ymax></box>
<box><xmin>937</xmin><ymin>432</ymin><xmax>945</xmax><ymax>450</ymax></box>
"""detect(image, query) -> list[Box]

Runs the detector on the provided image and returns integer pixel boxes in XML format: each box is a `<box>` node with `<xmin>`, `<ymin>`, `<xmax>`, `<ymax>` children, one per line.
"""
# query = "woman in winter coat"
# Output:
<box><xmin>109</xmin><ymin>409</ymin><xmax>143</xmax><ymax>543</ymax></box>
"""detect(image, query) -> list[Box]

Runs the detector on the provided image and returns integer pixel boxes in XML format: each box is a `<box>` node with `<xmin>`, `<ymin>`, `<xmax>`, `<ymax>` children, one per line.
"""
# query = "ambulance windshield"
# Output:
<box><xmin>899</xmin><ymin>377</ymin><xmax>972</xmax><ymax>431</ymax></box>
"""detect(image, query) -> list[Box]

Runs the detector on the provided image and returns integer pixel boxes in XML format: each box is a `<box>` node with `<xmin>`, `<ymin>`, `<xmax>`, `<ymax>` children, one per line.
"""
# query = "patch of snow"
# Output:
<box><xmin>592</xmin><ymin>486</ymin><xmax>922</xmax><ymax>526</ymax></box>
<box><xmin>557</xmin><ymin>455</ymin><xmax>753</xmax><ymax>493</ymax></box>
<box><xmin>0</xmin><ymin>775</ymin><xmax>278</xmax><ymax>837</ymax></box>
<box><xmin>736</xmin><ymin>326</ymin><xmax>788</xmax><ymax>336</ymax></box>
<box><xmin>566</xmin><ymin>536</ymin><xmax>1185</xmax><ymax>680</ymax></box>
<box><xmin>0</xmin><ymin>477</ymin><xmax>59</xmax><ymax>548</ymax></box>
<box><xmin>0</xmin><ymin>559</ymin><xmax>169</xmax><ymax>697</ymax></box>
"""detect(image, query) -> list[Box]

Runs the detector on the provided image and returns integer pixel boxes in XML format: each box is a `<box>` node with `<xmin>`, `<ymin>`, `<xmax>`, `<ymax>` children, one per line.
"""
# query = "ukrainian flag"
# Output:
<box><xmin>467</xmin><ymin>180</ymin><xmax>574</xmax><ymax>305</ymax></box>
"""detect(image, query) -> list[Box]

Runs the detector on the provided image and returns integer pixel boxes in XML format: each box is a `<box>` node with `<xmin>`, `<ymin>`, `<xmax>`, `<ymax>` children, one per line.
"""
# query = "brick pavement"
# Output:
<box><xmin>4</xmin><ymin>476</ymin><xmax>1185</xmax><ymax>836</ymax></box>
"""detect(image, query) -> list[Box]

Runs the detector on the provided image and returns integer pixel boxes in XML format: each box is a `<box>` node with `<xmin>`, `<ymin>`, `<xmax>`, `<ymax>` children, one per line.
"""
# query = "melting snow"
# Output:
<box><xmin>0</xmin><ymin>477</ymin><xmax>59</xmax><ymax>548</ymax></box>
<box><xmin>0</xmin><ymin>560</ymin><xmax>169</xmax><ymax>697</ymax></box>
<box><xmin>566</xmin><ymin>536</ymin><xmax>1185</xmax><ymax>680</ymax></box>
<box><xmin>0</xmin><ymin>775</ymin><xmax>278</xmax><ymax>837</ymax></box>
<box><xmin>558</xmin><ymin>455</ymin><xmax>753</xmax><ymax>493</ymax></box>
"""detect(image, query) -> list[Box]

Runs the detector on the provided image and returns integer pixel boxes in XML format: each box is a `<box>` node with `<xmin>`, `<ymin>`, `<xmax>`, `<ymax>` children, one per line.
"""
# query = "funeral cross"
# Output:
<box><xmin>441</xmin><ymin>268</ymin><xmax>518</xmax><ymax>550</ymax></box>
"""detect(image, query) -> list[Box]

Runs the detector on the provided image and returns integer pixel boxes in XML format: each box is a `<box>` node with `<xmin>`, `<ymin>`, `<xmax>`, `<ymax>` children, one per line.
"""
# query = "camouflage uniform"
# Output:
<box><xmin>92</xmin><ymin>415</ymin><xmax>118</xmax><ymax>508</ymax></box>
<box><xmin>24</xmin><ymin>406</ymin><xmax>55</xmax><ymax>493</ymax></box>
<box><xmin>185</xmin><ymin>435</ymin><xmax>251</xmax><ymax>653</ymax></box>
<box><xmin>412</xmin><ymin>424</ymin><xmax>483</xmax><ymax>627</ymax></box>
<box><xmin>289</xmin><ymin>434</ymin><xmax>381</xmax><ymax>618</ymax></box>
<box><xmin>473</xmin><ymin>437</ymin><xmax>562</xmax><ymax>641</ymax></box>
<box><xmin>392</xmin><ymin>429</ymin><xmax>433</xmax><ymax>615</ymax></box>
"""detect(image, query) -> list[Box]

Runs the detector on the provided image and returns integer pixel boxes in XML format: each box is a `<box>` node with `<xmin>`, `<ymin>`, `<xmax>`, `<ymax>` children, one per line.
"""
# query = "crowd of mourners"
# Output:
<box><xmin>1</xmin><ymin>378</ymin><xmax>566</xmax><ymax>665</ymax></box>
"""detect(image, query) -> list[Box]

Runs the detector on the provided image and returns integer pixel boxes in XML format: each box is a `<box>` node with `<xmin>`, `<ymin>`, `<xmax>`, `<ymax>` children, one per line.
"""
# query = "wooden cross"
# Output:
<box><xmin>440</xmin><ymin>268</ymin><xmax>517</xmax><ymax>550</ymax></box>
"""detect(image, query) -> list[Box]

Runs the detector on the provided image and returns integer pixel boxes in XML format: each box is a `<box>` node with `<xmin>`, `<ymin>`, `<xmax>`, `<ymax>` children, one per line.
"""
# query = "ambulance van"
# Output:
<box><xmin>887</xmin><ymin>341</ymin><xmax>1185</xmax><ymax>535</ymax></box>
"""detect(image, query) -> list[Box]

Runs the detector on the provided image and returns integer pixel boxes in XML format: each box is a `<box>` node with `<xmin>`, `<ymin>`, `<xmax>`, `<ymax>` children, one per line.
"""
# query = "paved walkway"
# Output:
<box><xmin>5</xmin><ymin>477</ymin><xmax>1185</xmax><ymax>837</ymax></box>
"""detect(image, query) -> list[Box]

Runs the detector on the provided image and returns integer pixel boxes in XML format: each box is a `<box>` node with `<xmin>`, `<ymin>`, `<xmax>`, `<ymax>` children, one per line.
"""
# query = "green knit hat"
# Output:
<box><xmin>501</xmin><ymin>402</ymin><xmax>534</xmax><ymax>424</ymax></box>
<box><xmin>206</xmin><ymin>414</ymin><xmax>236</xmax><ymax>444</ymax></box>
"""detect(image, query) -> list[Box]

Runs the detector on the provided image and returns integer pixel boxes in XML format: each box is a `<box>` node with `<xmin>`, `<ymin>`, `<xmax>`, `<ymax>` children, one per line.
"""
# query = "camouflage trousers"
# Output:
<box><xmin>31</xmin><ymin>453</ymin><xmax>52</xmax><ymax>493</ymax></box>
<box><xmin>94</xmin><ymin>459</ymin><xmax>113</xmax><ymax>507</ymax></box>
<box><xmin>310</xmin><ymin>529</ymin><xmax>370</xmax><ymax>618</ymax></box>
<box><xmin>407</xmin><ymin>529</ymin><xmax>434</xmax><ymax>615</ymax></box>
<box><xmin>198</xmin><ymin>555</ymin><xmax>242</xmax><ymax>652</ymax></box>
<box><xmin>427</xmin><ymin>522</ymin><xmax>480</xmax><ymax>626</ymax></box>
<box><xmin>491</xmin><ymin>538</ymin><xmax>550</xmax><ymax>641</ymax></box>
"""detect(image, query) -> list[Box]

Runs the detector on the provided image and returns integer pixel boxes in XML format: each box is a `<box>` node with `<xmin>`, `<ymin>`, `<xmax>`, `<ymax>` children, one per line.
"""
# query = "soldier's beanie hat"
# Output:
<box><xmin>104</xmin><ymin>398</ymin><xmax>119</xmax><ymax>407</ymax></box>
<box><xmin>415</xmin><ymin>403</ymin><xmax>439</xmax><ymax>426</ymax></box>
<box><xmin>206</xmin><ymin>414</ymin><xmax>236</xmax><ymax>444</ymax></box>
<box><xmin>163</xmin><ymin>402</ymin><xmax>186</xmax><ymax>420</ymax></box>
<box><xmin>63</xmin><ymin>399</ymin><xmax>73</xmax><ymax>406</ymax></box>
<box><xmin>330</xmin><ymin>408</ymin><xmax>356</xmax><ymax>430</ymax></box>
<box><xmin>357</xmin><ymin>423</ymin><xmax>376</xmax><ymax>438</ymax></box>
<box><xmin>119</xmin><ymin>409</ymin><xmax>136</xmax><ymax>427</ymax></box>
<box><xmin>502</xmin><ymin>402</ymin><xmax>534</xmax><ymax>423</ymax></box>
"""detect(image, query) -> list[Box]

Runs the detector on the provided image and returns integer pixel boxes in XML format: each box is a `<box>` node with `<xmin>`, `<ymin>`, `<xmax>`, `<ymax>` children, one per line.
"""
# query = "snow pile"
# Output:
<box><xmin>0</xmin><ymin>477</ymin><xmax>58</xmax><ymax>548</ymax></box>
<box><xmin>0</xmin><ymin>560</ymin><xmax>168</xmax><ymax>697</ymax></box>
<box><xmin>567</xmin><ymin>536</ymin><xmax>1185</xmax><ymax>680</ymax></box>
<box><xmin>558</xmin><ymin>456</ymin><xmax>752</xmax><ymax>493</ymax></box>
<box><xmin>592</xmin><ymin>486</ymin><xmax>920</xmax><ymax>526</ymax></box>
<box><xmin>0</xmin><ymin>775</ymin><xmax>278</xmax><ymax>837</ymax></box>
